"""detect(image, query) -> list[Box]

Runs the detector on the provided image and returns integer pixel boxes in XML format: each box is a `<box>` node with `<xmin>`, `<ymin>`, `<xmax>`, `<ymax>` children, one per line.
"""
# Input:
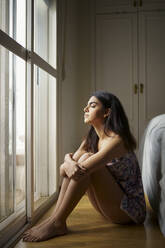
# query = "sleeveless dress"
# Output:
<box><xmin>106</xmin><ymin>151</ymin><xmax>146</xmax><ymax>224</ymax></box>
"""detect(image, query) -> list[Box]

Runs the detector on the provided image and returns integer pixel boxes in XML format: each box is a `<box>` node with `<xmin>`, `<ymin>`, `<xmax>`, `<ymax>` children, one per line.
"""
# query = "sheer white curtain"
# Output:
<box><xmin>0</xmin><ymin>0</ymin><xmax>13</xmax><ymax>222</ymax></box>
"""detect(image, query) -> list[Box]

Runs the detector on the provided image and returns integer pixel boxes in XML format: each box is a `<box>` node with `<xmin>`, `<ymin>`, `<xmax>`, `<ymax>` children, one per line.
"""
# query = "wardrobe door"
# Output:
<box><xmin>96</xmin><ymin>14</ymin><xmax>139</xmax><ymax>142</ymax></box>
<box><xmin>138</xmin><ymin>0</ymin><xmax>165</xmax><ymax>10</ymax></box>
<box><xmin>95</xmin><ymin>0</ymin><xmax>136</xmax><ymax>14</ymax></box>
<box><xmin>139</xmin><ymin>11</ymin><xmax>165</xmax><ymax>141</ymax></box>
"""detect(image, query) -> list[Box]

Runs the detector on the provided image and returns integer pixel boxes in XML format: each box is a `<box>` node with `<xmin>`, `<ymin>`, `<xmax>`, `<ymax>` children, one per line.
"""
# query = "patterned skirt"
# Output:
<box><xmin>106</xmin><ymin>151</ymin><xmax>146</xmax><ymax>224</ymax></box>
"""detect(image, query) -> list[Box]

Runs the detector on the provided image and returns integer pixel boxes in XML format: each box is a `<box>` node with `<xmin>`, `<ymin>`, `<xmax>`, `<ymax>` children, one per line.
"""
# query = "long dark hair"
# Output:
<box><xmin>83</xmin><ymin>91</ymin><xmax>136</xmax><ymax>153</ymax></box>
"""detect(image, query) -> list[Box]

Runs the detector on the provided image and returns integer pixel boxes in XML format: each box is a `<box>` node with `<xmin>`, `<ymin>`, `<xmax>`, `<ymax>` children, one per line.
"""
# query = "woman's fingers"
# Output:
<box><xmin>62</xmin><ymin>160</ymin><xmax>86</xmax><ymax>179</ymax></box>
<box><xmin>71</xmin><ymin>165</ymin><xmax>87</xmax><ymax>180</ymax></box>
<box><xmin>64</xmin><ymin>153</ymin><xmax>73</xmax><ymax>163</ymax></box>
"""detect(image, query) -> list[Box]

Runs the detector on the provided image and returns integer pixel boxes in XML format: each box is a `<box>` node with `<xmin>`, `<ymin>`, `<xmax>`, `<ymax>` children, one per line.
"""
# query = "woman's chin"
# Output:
<box><xmin>84</xmin><ymin>119</ymin><xmax>90</xmax><ymax>124</ymax></box>
<box><xmin>84</xmin><ymin>120</ymin><xmax>93</xmax><ymax>126</ymax></box>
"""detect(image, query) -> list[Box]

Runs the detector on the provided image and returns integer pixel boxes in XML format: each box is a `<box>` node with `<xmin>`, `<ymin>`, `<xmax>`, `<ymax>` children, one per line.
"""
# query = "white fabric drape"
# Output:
<box><xmin>138</xmin><ymin>114</ymin><xmax>165</xmax><ymax>236</ymax></box>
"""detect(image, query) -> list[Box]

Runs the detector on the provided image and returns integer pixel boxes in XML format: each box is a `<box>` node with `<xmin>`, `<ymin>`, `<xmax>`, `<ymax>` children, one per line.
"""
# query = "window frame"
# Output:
<box><xmin>0</xmin><ymin>0</ymin><xmax>60</xmax><ymax>246</ymax></box>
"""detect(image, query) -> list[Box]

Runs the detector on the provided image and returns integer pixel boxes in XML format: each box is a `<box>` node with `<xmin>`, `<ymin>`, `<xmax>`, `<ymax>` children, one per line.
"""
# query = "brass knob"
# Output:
<box><xmin>133</xmin><ymin>0</ymin><xmax>137</xmax><ymax>7</ymax></box>
<box><xmin>139</xmin><ymin>0</ymin><xmax>142</xmax><ymax>7</ymax></box>
<box><xmin>134</xmin><ymin>84</ymin><xmax>138</xmax><ymax>94</ymax></box>
<box><xmin>140</xmin><ymin>83</ymin><xmax>144</xmax><ymax>93</ymax></box>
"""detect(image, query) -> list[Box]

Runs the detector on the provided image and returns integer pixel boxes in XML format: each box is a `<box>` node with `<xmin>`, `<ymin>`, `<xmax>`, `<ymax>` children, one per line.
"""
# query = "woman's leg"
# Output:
<box><xmin>33</xmin><ymin>154</ymin><xmax>92</xmax><ymax>226</ymax></box>
<box><xmin>22</xmin><ymin>154</ymin><xmax>92</xmax><ymax>242</ymax></box>
<box><xmin>22</xmin><ymin>153</ymin><xmax>132</xmax><ymax>242</ymax></box>
<box><xmin>87</xmin><ymin>166</ymin><xmax>133</xmax><ymax>224</ymax></box>
<box><xmin>52</xmin><ymin>176</ymin><xmax>70</xmax><ymax>214</ymax></box>
<box><xmin>24</xmin><ymin>176</ymin><xmax>71</xmax><ymax>231</ymax></box>
<box><xmin>23</xmin><ymin>154</ymin><xmax>91</xmax><ymax>237</ymax></box>
<box><xmin>52</xmin><ymin>153</ymin><xmax>92</xmax><ymax>214</ymax></box>
<box><xmin>77</xmin><ymin>154</ymin><xmax>132</xmax><ymax>223</ymax></box>
<box><xmin>86</xmin><ymin>184</ymin><xmax>107</xmax><ymax>216</ymax></box>
<box><xmin>23</xmin><ymin>176</ymin><xmax>91</xmax><ymax>242</ymax></box>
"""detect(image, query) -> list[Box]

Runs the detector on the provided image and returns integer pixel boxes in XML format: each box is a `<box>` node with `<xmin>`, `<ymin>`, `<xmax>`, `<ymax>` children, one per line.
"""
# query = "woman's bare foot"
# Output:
<box><xmin>22</xmin><ymin>220</ymin><xmax>68</xmax><ymax>242</ymax></box>
<box><xmin>28</xmin><ymin>217</ymin><xmax>51</xmax><ymax>231</ymax></box>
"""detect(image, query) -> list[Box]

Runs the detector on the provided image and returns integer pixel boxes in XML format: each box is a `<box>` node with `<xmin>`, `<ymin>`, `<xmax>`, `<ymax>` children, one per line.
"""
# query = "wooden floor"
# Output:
<box><xmin>14</xmin><ymin>195</ymin><xmax>165</xmax><ymax>248</ymax></box>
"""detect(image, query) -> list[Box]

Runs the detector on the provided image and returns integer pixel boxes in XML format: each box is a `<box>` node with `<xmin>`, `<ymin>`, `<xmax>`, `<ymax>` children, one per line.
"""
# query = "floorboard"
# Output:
<box><xmin>14</xmin><ymin>195</ymin><xmax>165</xmax><ymax>248</ymax></box>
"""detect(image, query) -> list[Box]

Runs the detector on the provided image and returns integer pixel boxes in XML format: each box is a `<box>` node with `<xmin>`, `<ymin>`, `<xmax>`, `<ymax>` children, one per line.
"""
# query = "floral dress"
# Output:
<box><xmin>106</xmin><ymin>151</ymin><xmax>146</xmax><ymax>224</ymax></box>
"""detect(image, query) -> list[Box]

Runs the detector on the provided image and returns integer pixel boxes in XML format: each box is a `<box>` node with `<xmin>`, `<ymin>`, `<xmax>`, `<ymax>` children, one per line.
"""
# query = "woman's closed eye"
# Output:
<box><xmin>84</xmin><ymin>101</ymin><xmax>98</xmax><ymax>112</ymax></box>
<box><xmin>90</xmin><ymin>104</ymin><xmax>96</xmax><ymax>108</ymax></box>
<box><xmin>88</xmin><ymin>102</ymin><xmax>98</xmax><ymax>108</ymax></box>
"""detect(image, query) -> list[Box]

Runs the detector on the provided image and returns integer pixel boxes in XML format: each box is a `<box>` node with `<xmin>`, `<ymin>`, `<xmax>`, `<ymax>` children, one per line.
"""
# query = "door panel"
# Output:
<box><xmin>140</xmin><ymin>0</ymin><xmax>165</xmax><ymax>10</ymax></box>
<box><xmin>96</xmin><ymin>14</ymin><xmax>139</xmax><ymax>142</ymax></box>
<box><xmin>139</xmin><ymin>11</ymin><xmax>165</xmax><ymax>141</ymax></box>
<box><xmin>96</xmin><ymin>0</ymin><xmax>136</xmax><ymax>13</ymax></box>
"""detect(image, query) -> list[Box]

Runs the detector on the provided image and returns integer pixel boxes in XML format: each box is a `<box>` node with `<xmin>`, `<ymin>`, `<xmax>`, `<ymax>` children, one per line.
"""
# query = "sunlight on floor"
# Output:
<box><xmin>14</xmin><ymin>195</ymin><xmax>165</xmax><ymax>248</ymax></box>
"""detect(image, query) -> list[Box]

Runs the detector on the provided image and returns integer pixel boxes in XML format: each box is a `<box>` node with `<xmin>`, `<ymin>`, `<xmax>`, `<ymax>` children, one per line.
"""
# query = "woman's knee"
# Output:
<box><xmin>78</xmin><ymin>152</ymin><xmax>93</xmax><ymax>163</ymax></box>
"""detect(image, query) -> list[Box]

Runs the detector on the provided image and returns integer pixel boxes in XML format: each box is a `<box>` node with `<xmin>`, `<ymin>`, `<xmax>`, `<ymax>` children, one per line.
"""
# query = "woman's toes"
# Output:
<box><xmin>26</xmin><ymin>236</ymin><xmax>34</xmax><ymax>242</ymax></box>
<box><xmin>31</xmin><ymin>236</ymin><xmax>37</xmax><ymax>242</ymax></box>
<box><xmin>23</xmin><ymin>230</ymin><xmax>31</xmax><ymax>237</ymax></box>
<box><xmin>23</xmin><ymin>236</ymin><xmax>29</xmax><ymax>242</ymax></box>
<box><xmin>23</xmin><ymin>231</ymin><xmax>30</xmax><ymax>236</ymax></box>
<box><xmin>33</xmin><ymin>237</ymin><xmax>40</xmax><ymax>242</ymax></box>
<box><xmin>23</xmin><ymin>233</ymin><xmax>33</xmax><ymax>242</ymax></box>
<box><xmin>22</xmin><ymin>221</ymin><xmax>68</xmax><ymax>242</ymax></box>
<box><xmin>22</xmin><ymin>234</ymin><xmax>28</xmax><ymax>240</ymax></box>
<box><xmin>23</xmin><ymin>237</ymin><xmax>28</xmax><ymax>242</ymax></box>
<box><xmin>35</xmin><ymin>237</ymin><xmax>41</xmax><ymax>242</ymax></box>
<box><xmin>22</xmin><ymin>232</ymin><xmax>31</xmax><ymax>238</ymax></box>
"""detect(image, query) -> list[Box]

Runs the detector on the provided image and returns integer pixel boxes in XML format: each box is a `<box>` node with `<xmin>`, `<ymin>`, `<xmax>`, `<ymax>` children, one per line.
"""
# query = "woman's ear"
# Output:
<box><xmin>104</xmin><ymin>108</ymin><xmax>111</xmax><ymax>118</ymax></box>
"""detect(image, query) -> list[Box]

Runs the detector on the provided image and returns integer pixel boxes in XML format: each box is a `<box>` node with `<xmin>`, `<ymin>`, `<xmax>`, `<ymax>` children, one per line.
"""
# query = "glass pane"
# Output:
<box><xmin>34</xmin><ymin>66</ymin><xmax>57</xmax><ymax>210</ymax></box>
<box><xmin>0</xmin><ymin>46</ymin><xmax>13</xmax><ymax>222</ymax></box>
<box><xmin>0</xmin><ymin>45</ymin><xmax>26</xmax><ymax>223</ymax></box>
<box><xmin>0</xmin><ymin>0</ymin><xmax>26</xmax><ymax>47</ymax></box>
<box><xmin>34</xmin><ymin>0</ymin><xmax>57</xmax><ymax>68</ymax></box>
<box><xmin>15</xmin><ymin>56</ymin><xmax>26</xmax><ymax>207</ymax></box>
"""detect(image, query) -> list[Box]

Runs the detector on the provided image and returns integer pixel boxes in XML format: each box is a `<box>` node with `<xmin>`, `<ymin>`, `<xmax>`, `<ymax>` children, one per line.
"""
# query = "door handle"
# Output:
<box><xmin>133</xmin><ymin>0</ymin><xmax>137</xmax><ymax>7</ymax></box>
<box><xmin>134</xmin><ymin>84</ymin><xmax>138</xmax><ymax>94</ymax></box>
<box><xmin>140</xmin><ymin>83</ymin><xmax>144</xmax><ymax>93</ymax></box>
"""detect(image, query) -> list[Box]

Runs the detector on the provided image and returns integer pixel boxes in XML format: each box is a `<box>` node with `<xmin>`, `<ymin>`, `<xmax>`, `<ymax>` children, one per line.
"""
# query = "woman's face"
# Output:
<box><xmin>83</xmin><ymin>96</ymin><xmax>105</xmax><ymax>125</ymax></box>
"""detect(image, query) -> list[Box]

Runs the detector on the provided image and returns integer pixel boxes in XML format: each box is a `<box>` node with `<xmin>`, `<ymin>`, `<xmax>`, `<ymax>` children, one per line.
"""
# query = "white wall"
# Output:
<box><xmin>58</xmin><ymin>0</ymin><xmax>92</xmax><ymax>164</ymax></box>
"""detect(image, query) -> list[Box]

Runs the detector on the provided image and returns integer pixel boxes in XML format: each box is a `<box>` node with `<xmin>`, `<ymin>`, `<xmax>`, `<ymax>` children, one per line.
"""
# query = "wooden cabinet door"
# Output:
<box><xmin>95</xmin><ymin>0</ymin><xmax>165</xmax><ymax>14</ymax></box>
<box><xmin>95</xmin><ymin>0</ymin><xmax>137</xmax><ymax>13</ymax></box>
<box><xmin>138</xmin><ymin>11</ymin><xmax>165</xmax><ymax>141</ymax></box>
<box><xmin>96</xmin><ymin>14</ymin><xmax>139</xmax><ymax>142</ymax></box>
<box><xmin>138</xmin><ymin>0</ymin><xmax>165</xmax><ymax>10</ymax></box>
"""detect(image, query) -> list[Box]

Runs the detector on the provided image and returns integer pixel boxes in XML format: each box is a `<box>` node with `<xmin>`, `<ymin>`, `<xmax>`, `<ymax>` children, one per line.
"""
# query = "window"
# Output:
<box><xmin>0</xmin><ymin>46</ymin><xmax>26</xmax><ymax>224</ymax></box>
<box><xmin>0</xmin><ymin>0</ymin><xmax>58</xmax><ymax>246</ymax></box>
<box><xmin>34</xmin><ymin>66</ymin><xmax>57</xmax><ymax>210</ymax></box>
<box><xmin>0</xmin><ymin>0</ymin><xmax>26</xmax><ymax>47</ymax></box>
<box><xmin>34</xmin><ymin>0</ymin><xmax>57</xmax><ymax>68</ymax></box>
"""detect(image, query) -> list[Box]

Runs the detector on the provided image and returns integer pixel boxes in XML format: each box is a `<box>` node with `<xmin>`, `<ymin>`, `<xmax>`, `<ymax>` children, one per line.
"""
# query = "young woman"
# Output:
<box><xmin>23</xmin><ymin>91</ymin><xmax>146</xmax><ymax>242</ymax></box>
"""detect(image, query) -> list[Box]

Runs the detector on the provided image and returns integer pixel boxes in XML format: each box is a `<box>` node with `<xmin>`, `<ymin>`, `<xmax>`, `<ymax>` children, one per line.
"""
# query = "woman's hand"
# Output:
<box><xmin>64</xmin><ymin>153</ymin><xmax>74</xmax><ymax>163</ymax></box>
<box><xmin>71</xmin><ymin>164</ymin><xmax>87</xmax><ymax>181</ymax></box>
<box><xmin>60</xmin><ymin>161</ymin><xmax>87</xmax><ymax>181</ymax></box>
<box><xmin>60</xmin><ymin>163</ymin><xmax>67</xmax><ymax>177</ymax></box>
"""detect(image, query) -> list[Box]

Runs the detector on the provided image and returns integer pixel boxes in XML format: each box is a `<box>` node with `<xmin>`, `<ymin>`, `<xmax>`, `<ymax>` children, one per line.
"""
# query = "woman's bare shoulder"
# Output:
<box><xmin>103</xmin><ymin>134</ymin><xmax>122</xmax><ymax>147</ymax></box>
<box><xmin>99</xmin><ymin>132</ymin><xmax>122</xmax><ymax>147</ymax></box>
<box><xmin>98</xmin><ymin>132</ymin><xmax>125</xmax><ymax>154</ymax></box>
<box><xmin>101</xmin><ymin>133</ymin><xmax>128</xmax><ymax>158</ymax></box>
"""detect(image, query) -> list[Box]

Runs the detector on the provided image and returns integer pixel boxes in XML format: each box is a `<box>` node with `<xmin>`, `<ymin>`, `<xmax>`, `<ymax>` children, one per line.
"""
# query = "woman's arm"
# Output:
<box><xmin>60</xmin><ymin>140</ymin><xmax>87</xmax><ymax>178</ymax></box>
<box><xmin>64</xmin><ymin>140</ymin><xmax>87</xmax><ymax>164</ymax></box>
<box><xmin>77</xmin><ymin>136</ymin><xmax>123</xmax><ymax>175</ymax></box>
<box><xmin>71</xmin><ymin>140</ymin><xmax>87</xmax><ymax>161</ymax></box>
<box><xmin>63</xmin><ymin>135</ymin><xmax>124</xmax><ymax>179</ymax></box>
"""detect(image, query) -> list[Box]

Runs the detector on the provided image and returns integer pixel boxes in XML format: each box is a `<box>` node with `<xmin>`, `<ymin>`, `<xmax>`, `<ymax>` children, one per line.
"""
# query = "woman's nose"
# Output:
<box><xmin>84</xmin><ymin>106</ymin><xmax>88</xmax><ymax>112</ymax></box>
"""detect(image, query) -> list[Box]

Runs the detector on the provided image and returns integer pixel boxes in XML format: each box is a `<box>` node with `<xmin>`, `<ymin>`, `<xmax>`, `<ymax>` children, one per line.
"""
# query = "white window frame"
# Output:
<box><xmin>0</xmin><ymin>0</ymin><xmax>60</xmax><ymax>247</ymax></box>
